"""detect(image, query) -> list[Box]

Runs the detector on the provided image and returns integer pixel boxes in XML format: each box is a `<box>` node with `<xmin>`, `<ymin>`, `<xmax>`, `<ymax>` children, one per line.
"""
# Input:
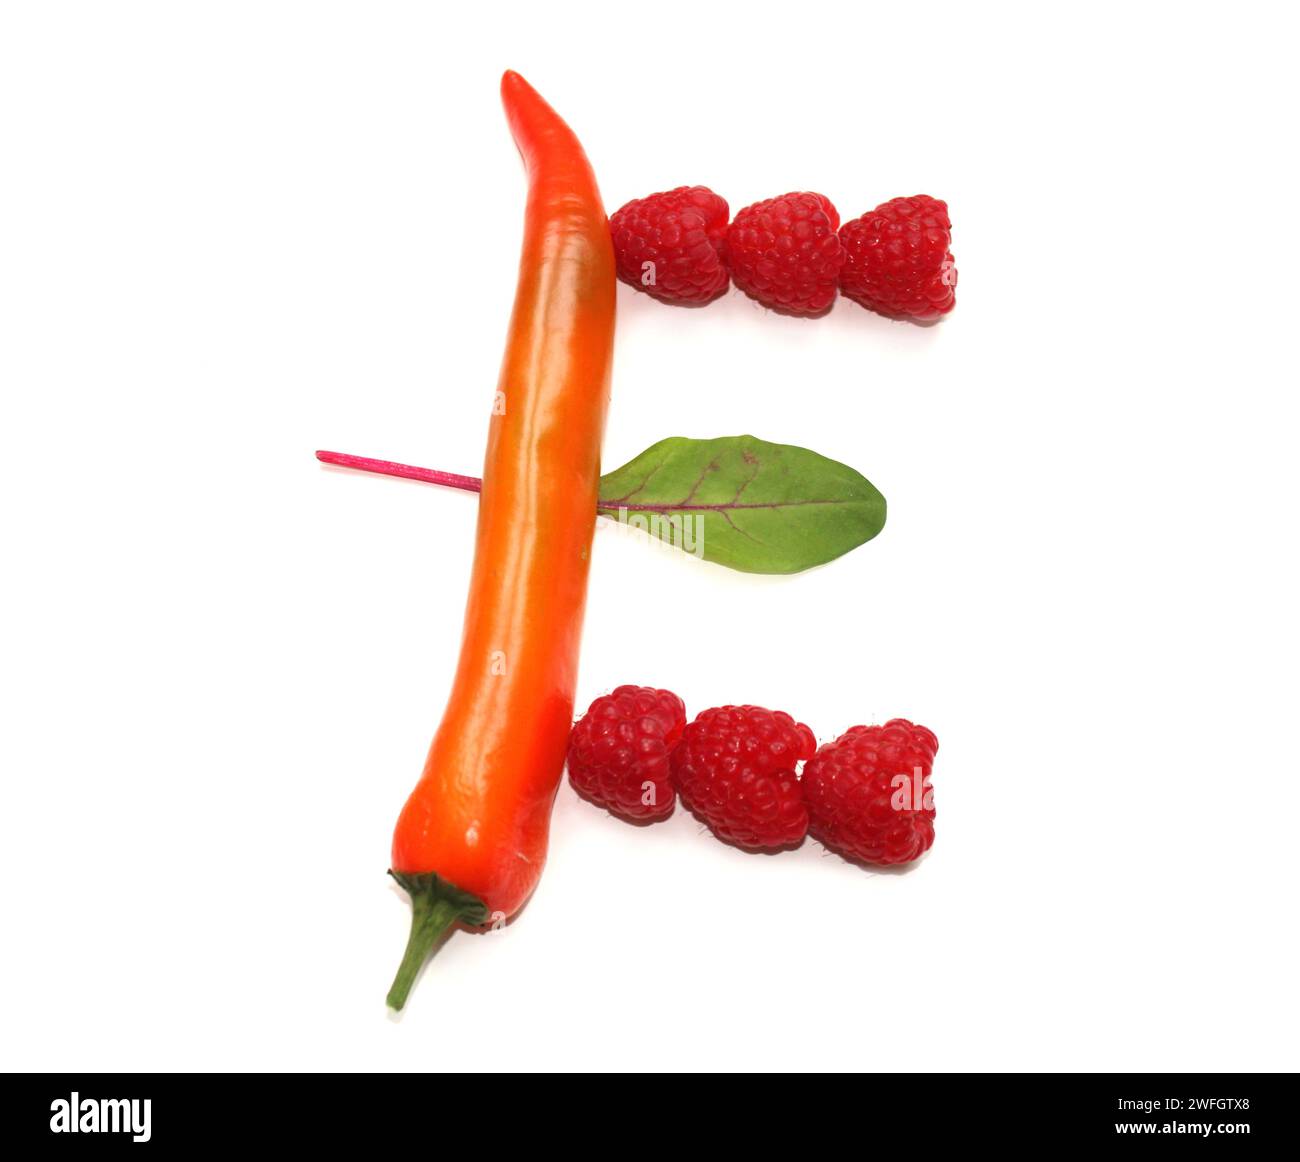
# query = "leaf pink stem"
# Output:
<box><xmin>315</xmin><ymin>450</ymin><xmax>482</xmax><ymax>493</ymax></box>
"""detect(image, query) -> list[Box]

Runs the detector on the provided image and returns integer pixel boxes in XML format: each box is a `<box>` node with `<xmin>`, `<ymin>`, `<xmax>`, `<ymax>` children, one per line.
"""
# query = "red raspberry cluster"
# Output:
<box><xmin>566</xmin><ymin>686</ymin><xmax>939</xmax><ymax>867</ymax></box>
<box><xmin>609</xmin><ymin>187</ymin><xmax>956</xmax><ymax>320</ymax></box>
<box><xmin>566</xmin><ymin>685</ymin><xmax>684</xmax><ymax>820</ymax></box>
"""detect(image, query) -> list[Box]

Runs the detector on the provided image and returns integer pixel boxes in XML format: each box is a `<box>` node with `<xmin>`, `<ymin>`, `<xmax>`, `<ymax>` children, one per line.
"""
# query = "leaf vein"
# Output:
<box><xmin>680</xmin><ymin>456</ymin><xmax>721</xmax><ymax>506</ymax></box>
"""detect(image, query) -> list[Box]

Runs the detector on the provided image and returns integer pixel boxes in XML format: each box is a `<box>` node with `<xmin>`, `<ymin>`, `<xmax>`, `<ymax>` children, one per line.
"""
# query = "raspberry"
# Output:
<box><xmin>802</xmin><ymin>719</ymin><xmax>939</xmax><ymax>866</ymax></box>
<box><xmin>838</xmin><ymin>196</ymin><xmax>956</xmax><ymax>320</ymax></box>
<box><xmin>670</xmin><ymin>705</ymin><xmax>816</xmax><ymax>849</ymax></box>
<box><xmin>724</xmin><ymin>192</ymin><xmax>843</xmax><ymax>316</ymax></box>
<box><xmin>609</xmin><ymin>186</ymin><xmax>730</xmax><ymax>305</ymax></box>
<box><xmin>567</xmin><ymin>685</ymin><xmax>686</xmax><ymax>821</ymax></box>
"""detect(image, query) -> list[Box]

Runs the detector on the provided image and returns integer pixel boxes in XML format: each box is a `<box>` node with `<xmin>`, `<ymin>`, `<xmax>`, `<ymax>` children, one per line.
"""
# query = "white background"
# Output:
<box><xmin>2</xmin><ymin>1</ymin><xmax>1297</xmax><ymax>1073</ymax></box>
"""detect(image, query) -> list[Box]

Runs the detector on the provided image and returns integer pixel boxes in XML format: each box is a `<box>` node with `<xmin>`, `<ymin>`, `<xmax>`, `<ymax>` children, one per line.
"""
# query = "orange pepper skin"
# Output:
<box><xmin>391</xmin><ymin>73</ymin><xmax>615</xmax><ymax>923</ymax></box>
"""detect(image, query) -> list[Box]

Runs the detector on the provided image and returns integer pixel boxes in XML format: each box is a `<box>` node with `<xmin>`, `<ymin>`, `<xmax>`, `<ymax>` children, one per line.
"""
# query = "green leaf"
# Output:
<box><xmin>596</xmin><ymin>435</ymin><xmax>886</xmax><ymax>574</ymax></box>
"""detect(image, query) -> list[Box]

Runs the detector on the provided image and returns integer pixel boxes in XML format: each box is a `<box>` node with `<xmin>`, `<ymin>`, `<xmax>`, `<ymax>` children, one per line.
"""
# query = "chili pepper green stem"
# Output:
<box><xmin>386</xmin><ymin>896</ymin><xmax>459</xmax><ymax>1011</ymax></box>
<box><xmin>386</xmin><ymin>871</ymin><xmax>489</xmax><ymax>1010</ymax></box>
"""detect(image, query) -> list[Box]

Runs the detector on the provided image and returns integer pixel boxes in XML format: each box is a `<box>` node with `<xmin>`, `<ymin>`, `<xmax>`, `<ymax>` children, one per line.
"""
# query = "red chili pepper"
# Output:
<box><xmin>386</xmin><ymin>72</ymin><xmax>616</xmax><ymax>1009</ymax></box>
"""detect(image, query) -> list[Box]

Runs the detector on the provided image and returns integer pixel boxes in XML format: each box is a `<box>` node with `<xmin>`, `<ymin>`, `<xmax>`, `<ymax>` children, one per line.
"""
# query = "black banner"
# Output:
<box><xmin>5</xmin><ymin>1072</ymin><xmax>1294</xmax><ymax>1147</ymax></box>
